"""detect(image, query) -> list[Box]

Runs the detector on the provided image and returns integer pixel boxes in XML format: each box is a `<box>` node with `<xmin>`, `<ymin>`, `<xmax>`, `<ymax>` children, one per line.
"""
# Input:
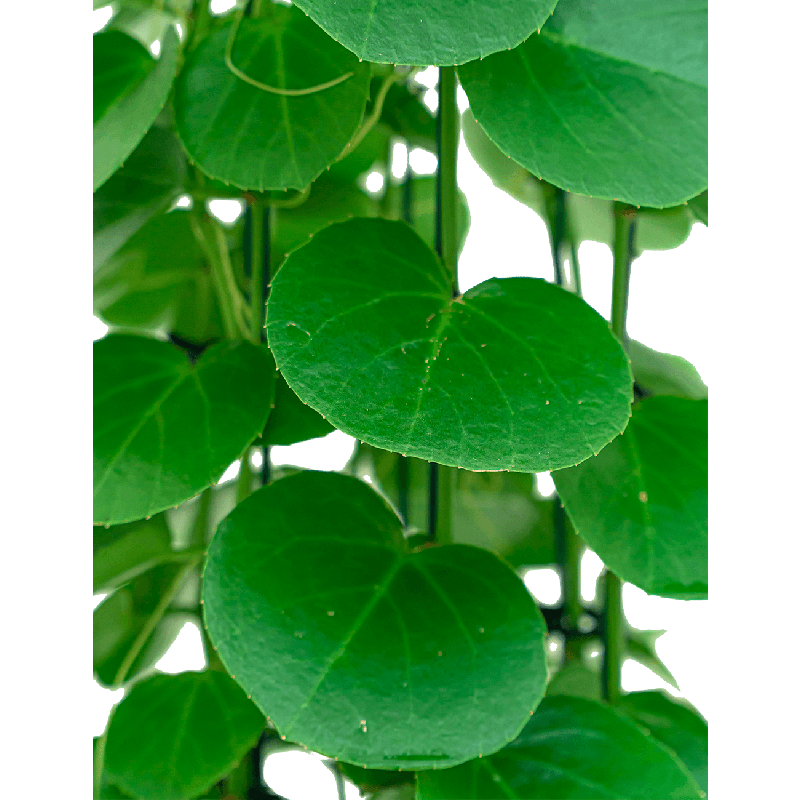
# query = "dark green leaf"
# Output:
<box><xmin>267</xmin><ymin>218</ymin><xmax>632</xmax><ymax>473</ymax></box>
<box><xmin>94</xmin><ymin>28</ymin><xmax>179</xmax><ymax>190</ymax></box>
<box><xmin>174</xmin><ymin>8</ymin><xmax>371</xmax><ymax>191</ymax></box>
<box><xmin>618</xmin><ymin>691</ymin><xmax>708</xmax><ymax>793</ymax></box>
<box><xmin>626</xmin><ymin>628</ymin><xmax>680</xmax><ymax>690</ymax></box>
<box><xmin>339</xmin><ymin>762</ymin><xmax>413</xmax><ymax>794</ymax></box>
<box><xmin>546</xmin><ymin>661</ymin><xmax>602</xmax><ymax>700</ymax></box>
<box><xmin>459</xmin><ymin>0</ymin><xmax>707</xmax><ymax>207</ymax></box>
<box><xmin>104</xmin><ymin>671</ymin><xmax>265</xmax><ymax>800</ymax></box>
<box><xmin>203</xmin><ymin>471</ymin><xmax>548</xmax><ymax>769</ymax></box>
<box><xmin>554</xmin><ymin>397</ymin><xmax>708</xmax><ymax>599</ymax></box>
<box><xmin>326</xmin><ymin>125</ymin><xmax>389</xmax><ymax>185</ymax></box>
<box><xmin>94</xmin><ymin>124</ymin><xmax>188</xmax><ymax>270</ymax></box>
<box><xmin>379</xmin><ymin>83</ymin><xmax>436</xmax><ymax>151</ymax></box>
<box><xmin>290</xmin><ymin>0</ymin><xmax>558</xmax><ymax>66</ymax></box>
<box><xmin>93</xmin><ymin>335</ymin><xmax>274</xmax><ymax>525</ymax></box>
<box><xmin>94</xmin><ymin>513</ymin><xmax>173</xmax><ymax>593</ymax></box>
<box><xmin>263</xmin><ymin>371</ymin><xmax>335</xmax><ymax>446</ymax></box>
<box><xmin>416</xmin><ymin>695</ymin><xmax>703</xmax><ymax>799</ymax></box>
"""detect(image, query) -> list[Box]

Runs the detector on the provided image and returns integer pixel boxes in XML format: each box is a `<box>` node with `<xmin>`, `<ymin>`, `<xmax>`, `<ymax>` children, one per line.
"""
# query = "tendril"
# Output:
<box><xmin>225</xmin><ymin>7</ymin><xmax>353</xmax><ymax>97</ymax></box>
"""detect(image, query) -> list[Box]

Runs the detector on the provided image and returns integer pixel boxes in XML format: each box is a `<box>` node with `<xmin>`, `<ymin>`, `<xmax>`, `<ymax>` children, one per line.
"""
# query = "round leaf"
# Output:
<box><xmin>458</xmin><ymin>0</ymin><xmax>708</xmax><ymax>207</ymax></box>
<box><xmin>267</xmin><ymin>218</ymin><xmax>632</xmax><ymax>473</ymax></box>
<box><xmin>553</xmin><ymin>397</ymin><xmax>708</xmax><ymax>599</ymax></box>
<box><xmin>93</xmin><ymin>335</ymin><xmax>274</xmax><ymax>525</ymax></box>
<box><xmin>174</xmin><ymin>9</ymin><xmax>371</xmax><ymax>191</ymax></box>
<box><xmin>416</xmin><ymin>695</ymin><xmax>703</xmax><ymax>799</ymax></box>
<box><xmin>290</xmin><ymin>0</ymin><xmax>558</xmax><ymax>66</ymax></box>
<box><xmin>202</xmin><ymin>471</ymin><xmax>548</xmax><ymax>769</ymax></box>
<box><xmin>104</xmin><ymin>671</ymin><xmax>265</xmax><ymax>800</ymax></box>
<box><xmin>94</xmin><ymin>29</ymin><xmax>179</xmax><ymax>190</ymax></box>
<box><xmin>618</xmin><ymin>691</ymin><xmax>708</xmax><ymax>793</ymax></box>
<box><xmin>263</xmin><ymin>371</ymin><xmax>335</xmax><ymax>446</ymax></box>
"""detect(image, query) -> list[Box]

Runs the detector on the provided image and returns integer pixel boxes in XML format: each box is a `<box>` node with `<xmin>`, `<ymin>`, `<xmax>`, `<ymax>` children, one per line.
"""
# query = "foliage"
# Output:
<box><xmin>94</xmin><ymin>2</ymin><xmax>708</xmax><ymax>798</ymax></box>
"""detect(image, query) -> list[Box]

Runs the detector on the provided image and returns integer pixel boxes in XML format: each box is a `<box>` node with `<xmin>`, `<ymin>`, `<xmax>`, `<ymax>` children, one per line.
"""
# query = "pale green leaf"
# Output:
<box><xmin>104</xmin><ymin>671</ymin><xmax>265</xmax><ymax>800</ymax></box>
<box><xmin>290</xmin><ymin>0</ymin><xmax>558</xmax><ymax>66</ymax></box>
<box><xmin>416</xmin><ymin>695</ymin><xmax>703</xmax><ymax>799</ymax></box>
<box><xmin>554</xmin><ymin>397</ymin><xmax>708</xmax><ymax>599</ymax></box>
<box><xmin>174</xmin><ymin>7</ymin><xmax>371</xmax><ymax>191</ymax></box>
<box><xmin>203</xmin><ymin>471</ymin><xmax>548</xmax><ymax>769</ymax></box>
<box><xmin>93</xmin><ymin>335</ymin><xmax>274</xmax><ymax>525</ymax></box>
<box><xmin>459</xmin><ymin>0</ymin><xmax>707</xmax><ymax>207</ymax></box>
<box><xmin>94</xmin><ymin>28</ymin><xmax>179</xmax><ymax>190</ymax></box>
<box><xmin>629</xmin><ymin>339</ymin><xmax>708</xmax><ymax>400</ymax></box>
<box><xmin>267</xmin><ymin>218</ymin><xmax>632</xmax><ymax>473</ymax></box>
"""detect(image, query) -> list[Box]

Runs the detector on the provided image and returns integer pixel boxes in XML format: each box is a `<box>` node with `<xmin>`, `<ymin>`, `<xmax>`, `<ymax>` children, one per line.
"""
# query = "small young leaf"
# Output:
<box><xmin>554</xmin><ymin>397</ymin><xmax>708</xmax><ymax>599</ymax></box>
<box><xmin>103</xmin><ymin>671</ymin><xmax>265</xmax><ymax>800</ymax></box>
<box><xmin>93</xmin><ymin>335</ymin><xmax>274</xmax><ymax>525</ymax></box>
<box><xmin>686</xmin><ymin>190</ymin><xmax>709</xmax><ymax>225</ymax></box>
<box><xmin>416</xmin><ymin>695</ymin><xmax>703</xmax><ymax>799</ymax></box>
<box><xmin>267</xmin><ymin>218</ymin><xmax>632</xmax><ymax>473</ymax></box>
<box><xmin>202</xmin><ymin>471</ymin><xmax>549</xmax><ymax>769</ymax></box>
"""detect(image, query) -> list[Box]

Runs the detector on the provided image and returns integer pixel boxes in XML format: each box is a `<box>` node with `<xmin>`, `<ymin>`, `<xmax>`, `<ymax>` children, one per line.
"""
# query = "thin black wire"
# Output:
<box><xmin>260</xmin><ymin>204</ymin><xmax>272</xmax><ymax>487</ymax></box>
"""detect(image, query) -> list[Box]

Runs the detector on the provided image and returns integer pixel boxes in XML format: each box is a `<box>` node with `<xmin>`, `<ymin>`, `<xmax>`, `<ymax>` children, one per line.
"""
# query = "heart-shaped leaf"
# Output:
<box><xmin>458</xmin><ymin>0</ymin><xmax>707</xmax><ymax>207</ymax></box>
<box><xmin>202</xmin><ymin>471</ymin><xmax>548</xmax><ymax>769</ymax></box>
<box><xmin>618</xmin><ymin>691</ymin><xmax>708</xmax><ymax>793</ymax></box>
<box><xmin>174</xmin><ymin>7</ymin><xmax>371</xmax><ymax>191</ymax></box>
<box><xmin>93</xmin><ymin>335</ymin><xmax>274</xmax><ymax>525</ymax></box>
<box><xmin>267</xmin><ymin>218</ymin><xmax>632</xmax><ymax>473</ymax></box>
<box><xmin>553</xmin><ymin>397</ymin><xmax>708</xmax><ymax>599</ymax></box>
<box><xmin>94</xmin><ymin>28</ymin><xmax>179</xmax><ymax>190</ymax></box>
<box><xmin>290</xmin><ymin>0</ymin><xmax>558</xmax><ymax>66</ymax></box>
<box><xmin>103</xmin><ymin>671</ymin><xmax>265</xmax><ymax>800</ymax></box>
<box><xmin>416</xmin><ymin>695</ymin><xmax>703</xmax><ymax>799</ymax></box>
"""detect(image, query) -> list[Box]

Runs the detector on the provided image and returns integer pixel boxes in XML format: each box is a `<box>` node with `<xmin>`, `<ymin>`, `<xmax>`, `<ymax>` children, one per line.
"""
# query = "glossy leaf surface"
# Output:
<box><xmin>416</xmin><ymin>695</ymin><xmax>703</xmax><ymax>799</ymax></box>
<box><xmin>94</xmin><ymin>29</ymin><xmax>179</xmax><ymax>190</ymax></box>
<box><xmin>290</xmin><ymin>0</ymin><xmax>557</xmax><ymax>66</ymax></box>
<box><xmin>203</xmin><ymin>471</ymin><xmax>548</xmax><ymax>769</ymax></box>
<box><xmin>94</xmin><ymin>335</ymin><xmax>274</xmax><ymax>524</ymax></box>
<box><xmin>104</xmin><ymin>671</ymin><xmax>265</xmax><ymax>800</ymax></box>
<box><xmin>618</xmin><ymin>691</ymin><xmax>708</xmax><ymax>793</ymax></box>
<box><xmin>174</xmin><ymin>9</ymin><xmax>371</xmax><ymax>191</ymax></box>
<box><xmin>93</xmin><ymin>124</ymin><xmax>188</xmax><ymax>270</ymax></box>
<box><xmin>93</xmin><ymin>513</ymin><xmax>173</xmax><ymax>593</ymax></box>
<box><xmin>268</xmin><ymin>218</ymin><xmax>632</xmax><ymax>473</ymax></box>
<box><xmin>554</xmin><ymin>397</ymin><xmax>708</xmax><ymax>598</ymax></box>
<box><xmin>459</xmin><ymin>0</ymin><xmax>708</xmax><ymax>207</ymax></box>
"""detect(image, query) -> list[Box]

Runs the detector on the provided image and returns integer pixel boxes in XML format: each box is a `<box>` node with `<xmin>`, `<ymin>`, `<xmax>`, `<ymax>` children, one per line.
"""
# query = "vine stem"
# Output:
<box><xmin>602</xmin><ymin>202</ymin><xmax>637</xmax><ymax>703</ymax></box>
<box><xmin>428</xmin><ymin>66</ymin><xmax>459</xmax><ymax>545</ymax></box>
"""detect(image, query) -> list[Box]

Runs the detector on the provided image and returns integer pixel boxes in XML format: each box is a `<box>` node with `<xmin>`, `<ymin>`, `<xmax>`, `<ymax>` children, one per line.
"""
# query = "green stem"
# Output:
<box><xmin>237</xmin><ymin>448</ymin><xmax>255</xmax><ymax>503</ymax></box>
<box><xmin>569</xmin><ymin>231</ymin><xmax>582</xmax><ymax>296</ymax></box>
<box><xmin>602</xmin><ymin>202</ymin><xmax>637</xmax><ymax>703</ymax></box>
<box><xmin>189</xmin><ymin>209</ymin><xmax>240</xmax><ymax>340</ymax></box>
<box><xmin>436</xmin><ymin>66</ymin><xmax>459</xmax><ymax>294</ymax></box>
<box><xmin>187</xmin><ymin>0</ymin><xmax>211</xmax><ymax>52</ymax></box>
<box><xmin>189</xmin><ymin>488</ymin><xmax>212</xmax><ymax>551</ymax></box>
<box><xmin>249</xmin><ymin>200</ymin><xmax>267</xmax><ymax>345</ymax></box>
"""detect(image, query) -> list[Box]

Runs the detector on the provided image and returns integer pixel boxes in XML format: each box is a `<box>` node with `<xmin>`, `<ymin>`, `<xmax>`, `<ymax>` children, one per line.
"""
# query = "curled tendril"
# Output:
<box><xmin>225</xmin><ymin>7</ymin><xmax>353</xmax><ymax>97</ymax></box>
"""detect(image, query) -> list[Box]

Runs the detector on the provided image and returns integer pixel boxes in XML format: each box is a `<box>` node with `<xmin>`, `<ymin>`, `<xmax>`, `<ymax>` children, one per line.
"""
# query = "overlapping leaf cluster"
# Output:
<box><xmin>94</xmin><ymin>1</ymin><xmax>708</xmax><ymax>798</ymax></box>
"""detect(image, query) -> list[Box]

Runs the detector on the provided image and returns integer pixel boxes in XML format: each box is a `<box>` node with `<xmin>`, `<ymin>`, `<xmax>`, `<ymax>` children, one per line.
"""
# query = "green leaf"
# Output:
<box><xmin>94</xmin><ymin>28</ymin><xmax>179</xmax><ymax>190</ymax></box>
<box><xmin>546</xmin><ymin>661</ymin><xmax>602</xmax><ymax>701</ymax></box>
<box><xmin>686</xmin><ymin>190</ymin><xmax>708</xmax><ymax>225</ymax></box>
<box><xmin>416</xmin><ymin>695</ymin><xmax>703</xmax><ymax>799</ymax></box>
<box><xmin>94</xmin><ymin>124</ymin><xmax>188</xmax><ymax>270</ymax></box>
<box><xmin>267</xmin><ymin>218</ymin><xmax>632</xmax><ymax>473</ymax></box>
<box><xmin>290</xmin><ymin>0</ymin><xmax>558</xmax><ymax>66</ymax></box>
<box><xmin>203</xmin><ymin>471</ymin><xmax>548</xmax><ymax>769</ymax></box>
<box><xmin>618</xmin><ymin>691</ymin><xmax>708</xmax><ymax>793</ymax></box>
<box><xmin>326</xmin><ymin>125</ymin><xmax>389</xmax><ymax>185</ymax></box>
<box><xmin>625</xmin><ymin>628</ymin><xmax>680</xmax><ymax>691</ymax></box>
<box><xmin>379</xmin><ymin>83</ymin><xmax>436</xmax><ymax>152</ymax></box>
<box><xmin>263</xmin><ymin>371</ymin><xmax>335</xmax><ymax>446</ymax></box>
<box><xmin>104</xmin><ymin>671</ymin><xmax>265</xmax><ymax>800</ymax></box>
<box><xmin>554</xmin><ymin>397</ymin><xmax>708</xmax><ymax>599</ymax></box>
<box><xmin>94</xmin><ymin>513</ymin><xmax>173</xmax><ymax>593</ymax></box>
<box><xmin>629</xmin><ymin>340</ymin><xmax>708</xmax><ymax>400</ymax></box>
<box><xmin>339</xmin><ymin>762</ymin><xmax>414</xmax><ymax>795</ymax></box>
<box><xmin>94</xmin><ymin>209</ymin><xmax>226</xmax><ymax>343</ymax></box>
<box><xmin>93</xmin><ymin>335</ymin><xmax>274</xmax><ymax>525</ymax></box>
<box><xmin>174</xmin><ymin>8</ymin><xmax>371</xmax><ymax>191</ymax></box>
<box><xmin>458</xmin><ymin>0</ymin><xmax>707</xmax><ymax>207</ymax></box>
<box><xmin>94</xmin><ymin>563</ymin><xmax>191</xmax><ymax>687</ymax></box>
